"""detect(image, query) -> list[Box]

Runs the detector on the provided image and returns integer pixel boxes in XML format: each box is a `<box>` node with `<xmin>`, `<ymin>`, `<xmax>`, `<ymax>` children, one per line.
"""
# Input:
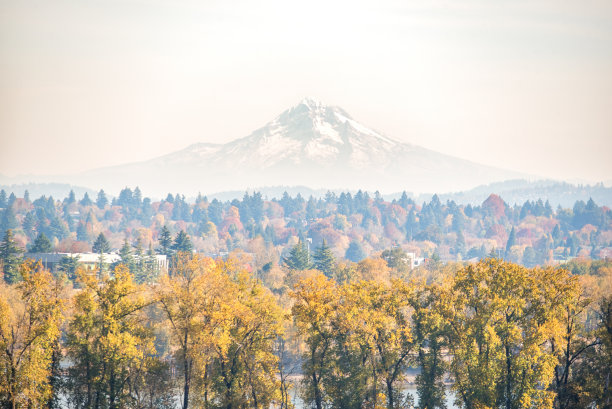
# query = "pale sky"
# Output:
<box><xmin>1</xmin><ymin>0</ymin><xmax>611</xmax><ymax>183</ymax></box>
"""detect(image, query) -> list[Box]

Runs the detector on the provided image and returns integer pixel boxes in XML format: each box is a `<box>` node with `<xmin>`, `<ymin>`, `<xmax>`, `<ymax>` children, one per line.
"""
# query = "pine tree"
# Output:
<box><xmin>96</xmin><ymin>189</ymin><xmax>108</xmax><ymax>209</ymax></box>
<box><xmin>456</xmin><ymin>230</ymin><xmax>466</xmax><ymax>256</ymax></box>
<box><xmin>0</xmin><ymin>190</ymin><xmax>6</xmax><ymax>208</ymax></box>
<box><xmin>0</xmin><ymin>206</ymin><xmax>18</xmax><ymax>231</ymax></box>
<box><xmin>80</xmin><ymin>192</ymin><xmax>93</xmax><ymax>206</ymax></box>
<box><xmin>505</xmin><ymin>226</ymin><xmax>516</xmax><ymax>258</ymax></box>
<box><xmin>66</xmin><ymin>190</ymin><xmax>76</xmax><ymax>204</ymax></box>
<box><xmin>92</xmin><ymin>233</ymin><xmax>110</xmax><ymax>273</ymax></box>
<box><xmin>58</xmin><ymin>254</ymin><xmax>81</xmax><ymax>281</ymax></box>
<box><xmin>22</xmin><ymin>211</ymin><xmax>37</xmax><ymax>240</ymax></box>
<box><xmin>313</xmin><ymin>239</ymin><xmax>336</xmax><ymax>278</ymax></box>
<box><xmin>0</xmin><ymin>229</ymin><xmax>23</xmax><ymax>284</ymax></box>
<box><xmin>118</xmin><ymin>238</ymin><xmax>135</xmax><ymax>272</ymax></box>
<box><xmin>283</xmin><ymin>240</ymin><xmax>312</xmax><ymax>270</ymax></box>
<box><xmin>172</xmin><ymin>230</ymin><xmax>193</xmax><ymax>253</ymax></box>
<box><xmin>30</xmin><ymin>232</ymin><xmax>53</xmax><ymax>253</ymax></box>
<box><xmin>158</xmin><ymin>225</ymin><xmax>173</xmax><ymax>256</ymax></box>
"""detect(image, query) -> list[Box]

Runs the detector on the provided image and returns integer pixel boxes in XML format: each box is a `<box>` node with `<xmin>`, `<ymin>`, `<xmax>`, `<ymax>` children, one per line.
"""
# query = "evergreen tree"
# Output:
<box><xmin>22</xmin><ymin>211</ymin><xmax>37</xmax><ymax>240</ymax></box>
<box><xmin>0</xmin><ymin>190</ymin><xmax>6</xmax><ymax>208</ymax></box>
<box><xmin>92</xmin><ymin>233</ymin><xmax>111</xmax><ymax>272</ymax></box>
<box><xmin>76</xmin><ymin>222</ymin><xmax>89</xmax><ymax>242</ymax></box>
<box><xmin>30</xmin><ymin>232</ymin><xmax>53</xmax><ymax>253</ymax></box>
<box><xmin>522</xmin><ymin>246</ymin><xmax>537</xmax><ymax>267</ymax></box>
<box><xmin>283</xmin><ymin>240</ymin><xmax>312</xmax><ymax>270</ymax></box>
<box><xmin>7</xmin><ymin>193</ymin><xmax>16</xmax><ymax>207</ymax></box>
<box><xmin>405</xmin><ymin>209</ymin><xmax>418</xmax><ymax>241</ymax></box>
<box><xmin>144</xmin><ymin>243</ymin><xmax>160</xmax><ymax>282</ymax></box>
<box><xmin>456</xmin><ymin>230</ymin><xmax>466</xmax><ymax>257</ymax></box>
<box><xmin>58</xmin><ymin>254</ymin><xmax>81</xmax><ymax>281</ymax></box>
<box><xmin>172</xmin><ymin>230</ymin><xmax>193</xmax><ymax>253</ymax></box>
<box><xmin>66</xmin><ymin>190</ymin><xmax>76</xmax><ymax>204</ymax></box>
<box><xmin>96</xmin><ymin>189</ymin><xmax>108</xmax><ymax>209</ymax></box>
<box><xmin>313</xmin><ymin>239</ymin><xmax>336</xmax><ymax>278</ymax></box>
<box><xmin>80</xmin><ymin>192</ymin><xmax>93</xmax><ymax>206</ymax></box>
<box><xmin>345</xmin><ymin>240</ymin><xmax>366</xmax><ymax>263</ymax></box>
<box><xmin>118</xmin><ymin>238</ymin><xmax>136</xmax><ymax>272</ymax></box>
<box><xmin>158</xmin><ymin>225</ymin><xmax>173</xmax><ymax>256</ymax></box>
<box><xmin>0</xmin><ymin>229</ymin><xmax>23</xmax><ymax>284</ymax></box>
<box><xmin>0</xmin><ymin>206</ymin><xmax>18</xmax><ymax>231</ymax></box>
<box><xmin>505</xmin><ymin>227</ymin><xmax>516</xmax><ymax>258</ymax></box>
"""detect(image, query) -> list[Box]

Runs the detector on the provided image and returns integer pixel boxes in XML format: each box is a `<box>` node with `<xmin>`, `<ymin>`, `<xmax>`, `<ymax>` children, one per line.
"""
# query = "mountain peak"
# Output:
<box><xmin>298</xmin><ymin>96</ymin><xmax>324</xmax><ymax>109</ymax></box>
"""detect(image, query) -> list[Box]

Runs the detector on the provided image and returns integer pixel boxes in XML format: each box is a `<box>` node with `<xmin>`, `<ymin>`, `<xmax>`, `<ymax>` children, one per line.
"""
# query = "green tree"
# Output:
<box><xmin>117</xmin><ymin>238</ymin><xmax>136</xmax><ymax>273</ymax></box>
<box><xmin>345</xmin><ymin>241</ymin><xmax>366</xmax><ymax>263</ymax></box>
<box><xmin>413</xmin><ymin>283</ymin><xmax>448</xmax><ymax>409</ymax></box>
<box><xmin>1</xmin><ymin>229</ymin><xmax>23</xmax><ymax>284</ymax></box>
<box><xmin>158</xmin><ymin>225</ymin><xmax>173</xmax><ymax>256</ymax></box>
<box><xmin>172</xmin><ymin>230</ymin><xmax>193</xmax><ymax>253</ymax></box>
<box><xmin>96</xmin><ymin>189</ymin><xmax>108</xmax><ymax>209</ymax></box>
<box><xmin>29</xmin><ymin>232</ymin><xmax>53</xmax><ymax>253</ymax></box>
<box><xmin>313</xmin><ymin>239</ymin><xmax>335</xmax><ymax>278</ymax></box>
<box><xmin>283</xmin><ymin>240</ymin><xmax>312</xmax><ymax>271</ymax></box>
<box><xmin>57</xmin><ymin>254</ymin><xmax>81</xmax><ymax>281</ymax></box>
<box><xmin>381</xmin><ymin>247</ymin><xmax>411</xmax><ymax>275</ymax></box>
<box><xmin>0</xmin><ymin>207</ymin><xmax>18</xmax><ymax>231</ymax></box>
<box><xmin>92</xmin><ymin>233</ymin><xmax>111</xmax><ymax>273</ymax></box>
<box><xmin>505</xmin><ymin>226</ymin><xmax>516</xmax><ymax>258</ymax></box>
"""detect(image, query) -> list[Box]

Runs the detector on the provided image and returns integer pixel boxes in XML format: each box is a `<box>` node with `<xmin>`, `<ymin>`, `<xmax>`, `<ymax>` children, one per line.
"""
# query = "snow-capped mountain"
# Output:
<box><xmin>32</xmin><ymin>98</ymin><xmax>530</xmax><ymax>196</ymax></box>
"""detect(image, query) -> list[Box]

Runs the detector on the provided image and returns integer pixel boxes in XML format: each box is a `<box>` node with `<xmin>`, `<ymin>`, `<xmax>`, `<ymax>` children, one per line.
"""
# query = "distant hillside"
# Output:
<box><xmin>205</xmin><ymin>180</ymin><xmax>612</xmax><ymax>208</ymax></box>
<box><xmin>0</xmin><ymin>183</ymin><xmax>97</xmax><ymax>200</ymax></box>
<box><xmin>411</xmin><ymin>180</ymin><xmax>612</xmax><ymax>207</ymax></box>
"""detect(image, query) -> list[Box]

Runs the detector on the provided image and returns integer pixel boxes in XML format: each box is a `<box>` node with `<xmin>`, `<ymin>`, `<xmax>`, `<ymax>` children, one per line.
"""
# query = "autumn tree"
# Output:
<box><xmin>0</xmin><ymin>260</ymin><xmax>64</xmax><ymax>408</ymax></box>
<box><xmin>442</xmin><ymin>259</ymin><xmax>571</xmax><ymax>409</ymax></box>
<box><xmin>338</xmin><ymin>279</ymin><xmax>416</xmax><ymax>409</ymax></box>
<box><xmin>291</xmin><ymin>273</ymin><xmax>337</xmax><ymax>409</ymax></box>
<box><xmin>412</xmin><ymin>282</ymin><xmax>448</xmax><ymax>409</ymax></box>
<box><xmin>156</xmin><ymin>254</ymin><xmax>226</xmax><ymax>409</ymax></box>
<box><xmin>206</xmin><ymin>261</ymin><xmax>284</xmax><ymax>409</ymax></box>
<box><xmin>65</xmin><ymin>265</ymin><xmax>159</xmax><ymax>409</ymax></box>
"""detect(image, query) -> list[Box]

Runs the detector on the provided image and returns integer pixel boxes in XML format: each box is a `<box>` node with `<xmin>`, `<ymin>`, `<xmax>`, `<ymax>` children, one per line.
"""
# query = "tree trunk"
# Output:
<box><xmin>183</xmin><ymin>331</ymin><xmax>190</xmax><ymax>409</ymax></box>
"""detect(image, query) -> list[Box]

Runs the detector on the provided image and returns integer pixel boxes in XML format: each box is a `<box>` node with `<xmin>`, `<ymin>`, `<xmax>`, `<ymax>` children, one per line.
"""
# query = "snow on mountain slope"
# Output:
<box><xmin>67</xmin><ymin>98</ymin><xmax>529</xmax><ymax>196</ymax></box>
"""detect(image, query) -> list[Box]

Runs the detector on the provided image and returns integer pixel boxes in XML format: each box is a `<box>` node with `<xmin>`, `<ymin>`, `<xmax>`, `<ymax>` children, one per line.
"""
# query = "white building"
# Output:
<box><xmin>26</xmin><ymin>252</ymin><xmax>168</xmax><ymax>272</ymax></box>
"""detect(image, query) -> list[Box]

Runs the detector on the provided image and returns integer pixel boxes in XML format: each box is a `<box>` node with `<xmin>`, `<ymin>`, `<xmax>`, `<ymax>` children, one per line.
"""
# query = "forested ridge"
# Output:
<box><xmin>0</xmin><ymin>187</ymin><xmax>610</xmax><ymax>269</ymax></box>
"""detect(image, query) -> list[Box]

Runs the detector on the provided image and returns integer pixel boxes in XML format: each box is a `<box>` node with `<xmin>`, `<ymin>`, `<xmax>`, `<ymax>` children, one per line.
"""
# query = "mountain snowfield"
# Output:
<box><xmin>23</xmin><ymin>98</ymin><xmax>530</xmax><ymax>196</ymax></box>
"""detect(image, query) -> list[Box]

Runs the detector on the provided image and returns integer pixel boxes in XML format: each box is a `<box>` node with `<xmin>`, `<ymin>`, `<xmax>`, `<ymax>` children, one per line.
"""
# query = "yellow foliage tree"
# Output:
<box><xmin>0</xmin><ymin>260</ymin><xmax>64</xmax><ymax>409</ymax></box>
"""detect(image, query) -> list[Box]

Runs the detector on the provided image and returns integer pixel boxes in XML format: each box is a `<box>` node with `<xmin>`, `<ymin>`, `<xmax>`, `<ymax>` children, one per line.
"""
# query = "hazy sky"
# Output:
<box><xmin>1</xmin><ymin>0</ymin><xmax>611</xmax><ymax>183</ymax></box>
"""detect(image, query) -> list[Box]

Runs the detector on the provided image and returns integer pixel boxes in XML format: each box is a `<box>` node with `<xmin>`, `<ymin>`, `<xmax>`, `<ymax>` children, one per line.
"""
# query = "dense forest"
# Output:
<box><xmin>0</xmin><ymin>187</ymin><xmax>611</xmax><ymax>408</ymax></box>
<box><xmin>0</xmin><ymin>187</ymin><xmax>610</xmax><ymax>271</ymax></box>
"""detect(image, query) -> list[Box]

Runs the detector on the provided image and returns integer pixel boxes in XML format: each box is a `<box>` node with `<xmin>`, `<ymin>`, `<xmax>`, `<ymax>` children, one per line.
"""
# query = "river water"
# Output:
<box><xmin>290</xmin><ymin>386</ymin><xmax>458</xmax><ymax>408</ymax></box>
